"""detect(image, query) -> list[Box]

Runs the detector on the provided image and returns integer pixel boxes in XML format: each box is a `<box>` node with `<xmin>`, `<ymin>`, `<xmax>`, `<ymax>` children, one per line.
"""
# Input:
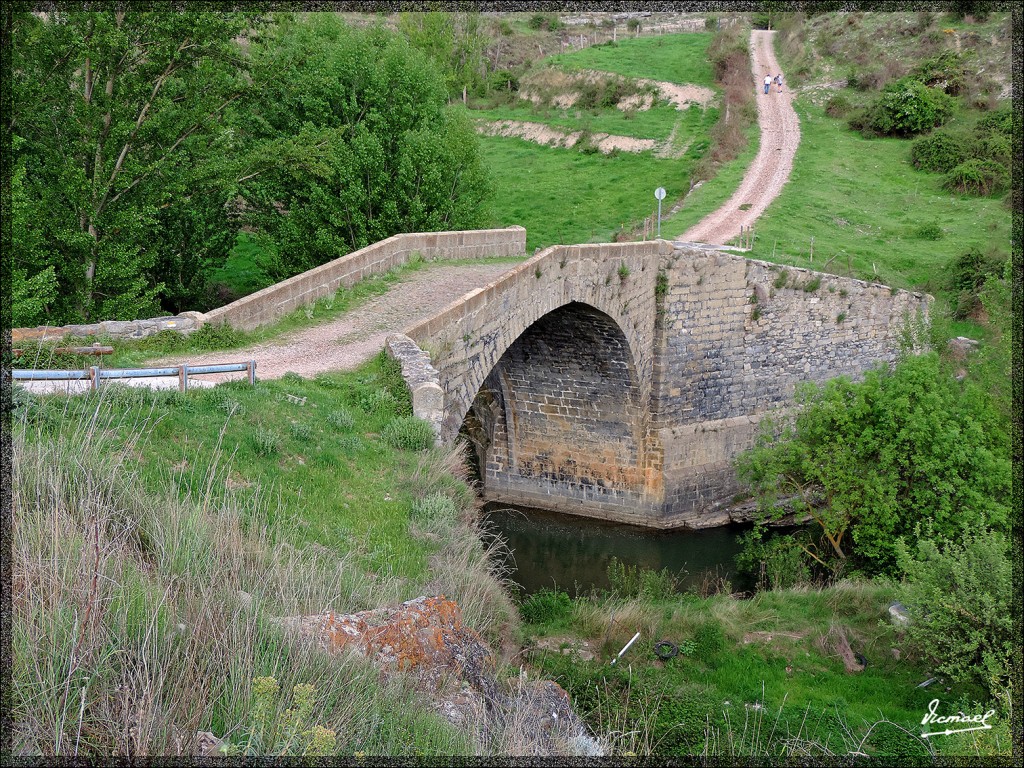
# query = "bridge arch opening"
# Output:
<box><xmin>460</xmin><ymin>301</ymin><xmax>649</xmax><ymax>514</ymax></box>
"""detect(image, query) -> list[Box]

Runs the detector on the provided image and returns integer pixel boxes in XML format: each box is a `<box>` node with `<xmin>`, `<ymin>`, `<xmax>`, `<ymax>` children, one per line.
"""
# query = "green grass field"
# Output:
<box><xmin>547</xmin><ymin>33</ymin><xmax>717</xmax><ymax>87</ymax></box>
<box><xmin>480</xmin><ymin>135</ymin><xmax>705</xmax><ymax>251</ymax></box>
<box><xmin>739</xmin><ymin>100</ymin><xmax>1010</xmax><ymax>293</ymax></box>
<box><xmin>524</xmin><ymin>583</ymin><xmax>1004</xmax><ymax>757</ymax></box>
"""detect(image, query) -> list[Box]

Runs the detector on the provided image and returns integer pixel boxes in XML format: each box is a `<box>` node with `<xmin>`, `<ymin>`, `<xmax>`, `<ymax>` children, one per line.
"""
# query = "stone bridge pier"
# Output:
<box><xmin>389</xmin><ymin>240</ymin><xmax>930</xmax><ymax>529</ymax></box>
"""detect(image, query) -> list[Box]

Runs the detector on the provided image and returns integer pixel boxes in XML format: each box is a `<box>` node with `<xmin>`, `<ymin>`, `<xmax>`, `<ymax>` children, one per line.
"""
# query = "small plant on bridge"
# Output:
<box><xmin>618</xmin><ymin>263</ymin><xmax>631</xmax><ymax>281</ymax></box>
<box><xmin>772</xmin><ymin>270</ymin><xmax>789</xmax><ymax>290</ymax></box>
<box><xmin>655</xmin><ymin>271</ymin><xmax>669</xmax><ymax>299</ymax></box>
<box><xmin>802</xmin><ymin>276</ymin><xmax>822</xmax><ymax>292</ymax></box>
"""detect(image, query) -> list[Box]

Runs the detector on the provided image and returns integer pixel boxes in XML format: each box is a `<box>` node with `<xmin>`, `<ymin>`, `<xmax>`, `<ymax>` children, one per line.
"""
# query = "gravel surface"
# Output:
<box><xmin>679</xmin><ymin>30</ymin><xmax>799</xmax><ymax>246</ymax></box>
<box><xmin>151</xmin><ymin>262</ymin><xmax>517</xmax><ymax>383</ymax></box>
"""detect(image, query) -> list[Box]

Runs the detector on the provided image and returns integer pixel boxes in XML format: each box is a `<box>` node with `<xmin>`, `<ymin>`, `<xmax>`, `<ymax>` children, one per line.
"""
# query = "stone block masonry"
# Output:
<box><xmin>403</xmin><ymin>240</ymin><xmax>930</xmax><ymax>529</ymax></box>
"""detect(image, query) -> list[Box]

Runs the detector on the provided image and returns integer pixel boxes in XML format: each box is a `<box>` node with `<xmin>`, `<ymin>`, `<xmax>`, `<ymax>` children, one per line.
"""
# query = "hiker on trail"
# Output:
<box><xmin>776</xmin><ymin>73</ymin><xmax>783</xmax><ymax>92</ymax></box>
<box><xmin>764</xmin><ymin>74</ymin><xmax>772</xmax><ymax>94</ymax></box>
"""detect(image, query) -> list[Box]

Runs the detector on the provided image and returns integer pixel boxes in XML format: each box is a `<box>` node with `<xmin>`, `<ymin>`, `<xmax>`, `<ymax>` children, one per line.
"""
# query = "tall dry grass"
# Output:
<box><xmin>10</xmin><ymin>394</ymin><xmax>512</xmax><ymax>756</ymax></box>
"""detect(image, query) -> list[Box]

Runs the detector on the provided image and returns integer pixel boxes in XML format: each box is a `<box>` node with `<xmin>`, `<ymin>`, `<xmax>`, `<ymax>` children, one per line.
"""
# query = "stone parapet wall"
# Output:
<box><xmin>12</xmin><ymin>312</ymin><xmax>205</xmax><ymax>344</ymax></box>
<box><xmin>205</xmin><ymin>227</ymin><xmax>526</xmax><ymax>331</ymax></box>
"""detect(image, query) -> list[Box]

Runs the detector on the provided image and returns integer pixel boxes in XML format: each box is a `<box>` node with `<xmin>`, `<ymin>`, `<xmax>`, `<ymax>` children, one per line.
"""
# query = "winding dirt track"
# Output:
<box><xmin>680</xmin><ymin>30</ymin><xmax>799</xmax><ymax>245</ymax></box>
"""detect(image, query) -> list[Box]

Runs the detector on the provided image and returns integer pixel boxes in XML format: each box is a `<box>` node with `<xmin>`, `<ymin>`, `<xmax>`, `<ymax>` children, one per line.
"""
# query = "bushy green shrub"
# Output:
<box><xmin>692</xmin><ymin>621</ymin><xmax>726</xmax><ymax>660</ymax></box>
<box><xmin>913</xmin><ymin>222</ymin><xmax>944</xmax><ymax>240</ymax></box>
<box><xmin>326</xmin><ymin>407</ymin><xmax>356</xmax><ymax>432</ymax></box>
<box><xmin>520</xmin><ymin>588</ymin><xmax>573</xmax><ymax>625</ymax></box>
<box><xmin>909</xmin><ymin>130</ymin><xmax>970</xmax><ymax>172</ymax></box>
<box><xmin>853</xmin><ymin>77</ymin><xmax>954</xmax><ymax>137</ymax></box>
<box><xmin>909</xmin><ymin>50</ymin><xmax>967</xmax><ymax>94</ymax></box>
<box><xmin>250</xmin><ymin>428</ymin><xmax>281</xmax><ymax>457</ymax></box>
<box><xmin>824</xmin><ymin>93</ymin><xmax>854</xmax><ymax>118</ymax></box>
<box><xmin>488</xmin><ymin>69</ymin><xmax>519</xmax><ymax>93</ymax></box>
<box><xmin>945</xmin><ymin>247</ymin><xmax>1005</xmax><ymax>319</ymax></box>
<box><xmin>735</xmin><ymin>527</ymin><xmax>813</xmax><ymax>590</ymax></box>
<box><xmin>975</xmin><ymin>104</ymin><xmax>1013</xmax><ymax>138</ymax></box>
<box><xmin>896</xmin><ymin>530</ymin><xmax>1012</xmax><ymax>700</ymax></box>
<box><xmin>943</xmin><ymin>158</ymin><xmax>1009</xmax><ymax>196</ymax></box>
<box><xmin>381</xmin><ymin>416</ymin><xmax>434</xmax><ymax>451</ymax></box>
<box><xmin>736</xmin><ymin>353</ymin><xmax>1011</xmax><ymax>576</ymax></box>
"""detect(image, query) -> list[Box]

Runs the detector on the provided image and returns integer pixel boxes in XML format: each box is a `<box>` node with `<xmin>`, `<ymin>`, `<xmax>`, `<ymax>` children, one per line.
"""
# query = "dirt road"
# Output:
<box><xmin>679</xmin><ymin>30</ymin><xmax>799</xmax><ymax>245</ymax></box>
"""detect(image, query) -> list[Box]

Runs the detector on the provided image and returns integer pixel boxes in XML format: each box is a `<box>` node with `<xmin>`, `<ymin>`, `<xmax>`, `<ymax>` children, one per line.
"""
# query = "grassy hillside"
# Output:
<box><xmin>11</xmin><ymin>355</ymin><xmax>518</xmax><ymax>756</ymax></box>
<box><xmin>545</xmin><ymin>32</ymin><xmax>716</xmax><ymax>85</ymax></box>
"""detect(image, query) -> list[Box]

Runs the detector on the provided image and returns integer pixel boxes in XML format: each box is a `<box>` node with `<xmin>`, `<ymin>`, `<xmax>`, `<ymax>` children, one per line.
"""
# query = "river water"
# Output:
<box><xmin>480</xmin><ymin>502</ymin><xmax>754</xmax><ymax>596</ymax></box>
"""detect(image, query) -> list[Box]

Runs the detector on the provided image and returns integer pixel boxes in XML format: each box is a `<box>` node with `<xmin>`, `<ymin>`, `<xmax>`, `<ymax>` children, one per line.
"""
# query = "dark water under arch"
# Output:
<box><xmin>481</xmin><ymin>502</ymin><xmax>759</xmax><ymax>596</ymax></box>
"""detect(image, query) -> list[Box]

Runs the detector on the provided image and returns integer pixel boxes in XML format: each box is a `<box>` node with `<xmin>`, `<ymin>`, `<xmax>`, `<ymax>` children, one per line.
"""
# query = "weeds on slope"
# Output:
<box><xmin>10</xmin><ymin>358</ymin><xmax>518</xmax><ymax>757</ymax></box>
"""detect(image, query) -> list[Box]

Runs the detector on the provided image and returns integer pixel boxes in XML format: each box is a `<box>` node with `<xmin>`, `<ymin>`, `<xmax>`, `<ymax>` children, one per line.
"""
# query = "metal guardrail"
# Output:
<box><xmin>12</xmin><ymin>361</ymin><xmax>257</xmax><ymax>392</ymax></box>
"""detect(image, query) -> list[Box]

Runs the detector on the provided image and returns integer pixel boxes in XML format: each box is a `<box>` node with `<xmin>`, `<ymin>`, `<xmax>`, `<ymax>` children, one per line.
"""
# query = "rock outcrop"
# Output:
<box><xmin>276</xmin><ymin>595</ymin><xmax>602</xmax><ymax>756</ymax></box>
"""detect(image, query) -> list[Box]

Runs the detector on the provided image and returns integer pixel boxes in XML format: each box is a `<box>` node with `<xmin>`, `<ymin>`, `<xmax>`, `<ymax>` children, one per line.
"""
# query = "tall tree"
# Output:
<box><xmin>10</xmin><ymin>9</ymin><xmax>257</xmax><ymax>322</ymax></box>
<box><xmin>239</xmin><ymin>16</ymin><xmax>491</xmax><ymax>278</ymax></box>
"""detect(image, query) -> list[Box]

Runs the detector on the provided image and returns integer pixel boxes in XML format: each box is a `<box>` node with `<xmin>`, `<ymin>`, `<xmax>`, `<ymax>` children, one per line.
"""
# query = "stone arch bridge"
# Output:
<box><xmin>389</xmin><ymin>238</ymin><xmax>929</xmax><ymax>529</ymax></box>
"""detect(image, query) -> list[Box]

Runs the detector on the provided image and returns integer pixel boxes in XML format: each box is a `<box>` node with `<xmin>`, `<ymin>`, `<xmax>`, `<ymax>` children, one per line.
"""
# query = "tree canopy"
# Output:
<box><xmin>10</xmin><ymin>10</ymin><xmax>492</xmax><ymax>324</ymax></box>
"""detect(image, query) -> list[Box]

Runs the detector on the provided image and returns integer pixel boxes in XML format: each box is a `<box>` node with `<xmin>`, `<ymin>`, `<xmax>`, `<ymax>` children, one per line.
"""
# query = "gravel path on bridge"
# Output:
<box><xmin>679</xmin><ymin>30</ymin><xmax>799</xmax><ymax>246</ymax></box>
<box><xmin>153</xmin><ymin>262</ymin><xmax>516</xmax><ymax>383</ymax></box>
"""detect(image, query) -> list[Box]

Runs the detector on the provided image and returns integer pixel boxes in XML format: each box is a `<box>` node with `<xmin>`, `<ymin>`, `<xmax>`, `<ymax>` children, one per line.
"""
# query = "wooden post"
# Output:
<box><xmin>810</xmin><ymin>236</ymin><xmax>814</xmax><ymax>262</ymax></box>
<box><xmin>179</xmin><ymin>364</ymin><xmax>189</xmax><ymax>393</ymax></box>
<box><xmin>248</xmin><ymin>360</ymin><xmax>256</xmax><ymax>387</ymax></box>
<box><xmin>90</xmin><ymin>366</ymin><xmax>100</xmax><ymax>391</ymax></box>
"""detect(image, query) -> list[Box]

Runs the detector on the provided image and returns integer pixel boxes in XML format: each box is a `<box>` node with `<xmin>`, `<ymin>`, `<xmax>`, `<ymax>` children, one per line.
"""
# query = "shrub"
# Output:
<box><xmin>488</xmin><ymin>69</ymin><xmax>519</xmax><ymax>93</ymax></box>
<box><xmin>896</xmin><ymin>530</ymin><xmax>1012</xmax><ymax>700</ymax></box>
<box><xmin>250</xmin><ymin>427</ymin><xmax>281</xmax><ymax>457</ymax></box>
<box><xmin>326</xmin><ymin>407</ymin><xmax>356</xmax><ymax>431</ymax></box>
<box><xmin>410</xmin><ymin>492</ymin><xmax>459</xmax><ymax>524</ymax></box>
<box><xmin>520</xmin><ymin>588</ymin><xmax>573</xmax><ymax>625</ymax></box>
<box><xmin>736</xmin><ymin>353</ymin><xmax>1011</xmax><ymax>575</ymax></box>
<box><xmin>692</xmin><ymin>621</ymin><xmax>726</xmax><ymax>659</ymax></box>
<box><xmin>943</xmin><ymin>159</ymin><xmax>1009</xmax><ymax>196</ymax></box>
<box><xmin>909</xmin><ymin>130</ymin><xmax>970</xmax><ymax>173</ymax></box>
<box><xmin>824</xmin><ymin>93</ymin><xmax>854</xmax><ymax>118</ymax></box>
<box><xmin>973</xmin><ymin>134</ymin><xmax>1010</xmax><ymax>167</ymax></box>
<box><xmin>913</xmin><ymin>222</ymin><xmax>943</xmax><ymax>240</ymax></box>
<box><xmin>381</xmin><ymin>416</ymin><xmax>434</xmax><ymax>451</ymax></box>
<box><xmin>606</xmin><ymin>557</ymin><xmax>680</xmax><ymax>600</ymax></box>
<box><xmin>735</xmin><ymin>527</ymin><xmax>813</xmax><ymax>590</ymax></box>
<box><xmin>909</xmin><ymin>50</ymin><xmax>967</xmax><ymax>94</ymax></box>
<box><xmin>855</xmin><ymin>77</ymin><xmax>954</xmax><ymax>137</ymax></box>
<box><xmin>945</xmin><ymin>247</ymin><xmax>1005</xmax><ymax>319</ymax></box>
<box><xmin>975</xmin><ymin>105</ymin><xmax>1013</xmax><ymax>138</ymax></box>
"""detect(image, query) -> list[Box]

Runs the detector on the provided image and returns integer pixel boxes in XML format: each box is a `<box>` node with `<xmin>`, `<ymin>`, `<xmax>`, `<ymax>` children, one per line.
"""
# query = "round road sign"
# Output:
<box><xmin>654</xmin><ymin>187</ymin><xmax>666</xmax><ymax>200</ymax></box>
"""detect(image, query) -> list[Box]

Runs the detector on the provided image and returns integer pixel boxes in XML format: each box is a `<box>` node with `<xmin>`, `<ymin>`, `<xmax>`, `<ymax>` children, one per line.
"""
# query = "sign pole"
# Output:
<box><xmin>654</xmin><ymin>187</ymin><xmax>666</xmax><ymax>238</ymax></box>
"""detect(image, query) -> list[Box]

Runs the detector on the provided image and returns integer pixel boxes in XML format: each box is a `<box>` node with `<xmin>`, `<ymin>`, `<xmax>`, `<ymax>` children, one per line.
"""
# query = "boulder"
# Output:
<box><xmin>277</xmin><ymin>595</ymin><xmax>497</xmax><ymax>698</ymax></box>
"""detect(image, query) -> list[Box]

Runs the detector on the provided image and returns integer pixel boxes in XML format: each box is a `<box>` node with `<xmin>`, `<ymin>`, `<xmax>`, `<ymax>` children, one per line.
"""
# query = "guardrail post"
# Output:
<box><xmin>90</xmin><ymin>366</ymin><xmax>100</xmax><ymax>391</ymax></box>
<box><xmin>248</xmin><ymin>360</ymin><xmax>256</xmax><ymax>386</ymax></box>
<box><xmin>179</xmin><ymin>364</ymin><xmax>188</xmax><ymax>393</ymax></box>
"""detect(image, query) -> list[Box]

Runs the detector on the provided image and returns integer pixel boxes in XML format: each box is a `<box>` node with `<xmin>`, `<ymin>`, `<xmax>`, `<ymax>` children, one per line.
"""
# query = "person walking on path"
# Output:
<box><xmin>776</xmin><ymin>73</ymin><xmax>783</xmax><ymax>92</ymax></box>
<box><xmin>763</xmin><ymin>74</ymin><xmax>772</xmax><ymax>94</ymax></box>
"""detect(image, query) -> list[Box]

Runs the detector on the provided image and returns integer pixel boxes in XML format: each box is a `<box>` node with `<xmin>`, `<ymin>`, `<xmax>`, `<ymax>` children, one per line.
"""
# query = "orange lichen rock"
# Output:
<box><xmin>278</xmin><ymin>596</ymin><xmax>496</xmax><ymax>694</ymax></box>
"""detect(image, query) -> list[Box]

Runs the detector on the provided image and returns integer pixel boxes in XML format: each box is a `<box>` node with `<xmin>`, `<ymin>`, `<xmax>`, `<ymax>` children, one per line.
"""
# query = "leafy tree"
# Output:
<box><xmin>10</xmin><ymin>9</ymin><xmax>258</xmax><ymax>322</ymax></box>
<box><xmin>397</xmin><ymin>11</ymin><xmax>488</xmax><ymax>102</ymax></box>
<box><xmin>239</xmin><ymin>16</ymin><xmax>491</xmax><ymax>279</ymax></box>
<box><xmin>736</xmin><ymin>352</ymin><xmax>1011</xmax><ymax>575</ymax></box>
